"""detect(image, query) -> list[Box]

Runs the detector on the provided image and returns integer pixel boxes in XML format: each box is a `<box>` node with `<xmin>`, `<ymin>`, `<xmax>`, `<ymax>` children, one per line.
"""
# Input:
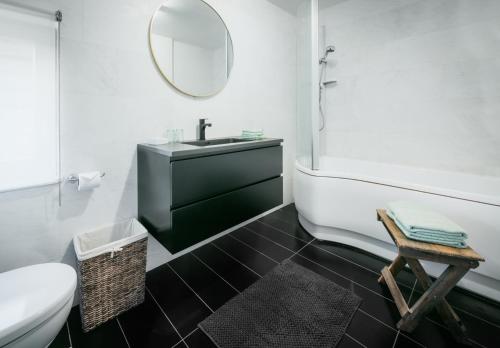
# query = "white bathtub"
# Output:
<box><xmin>294</xmin><ymin>157</ymin><xmax>500</xmax><ymax>301</ymax></box>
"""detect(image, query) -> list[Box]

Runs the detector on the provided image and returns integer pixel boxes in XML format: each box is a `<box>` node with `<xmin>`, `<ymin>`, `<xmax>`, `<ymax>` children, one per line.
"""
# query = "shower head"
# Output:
<box><xmin>320</xmin><ymin>45</ymin><xmax>336</xmax><ymax>64</ymax></box>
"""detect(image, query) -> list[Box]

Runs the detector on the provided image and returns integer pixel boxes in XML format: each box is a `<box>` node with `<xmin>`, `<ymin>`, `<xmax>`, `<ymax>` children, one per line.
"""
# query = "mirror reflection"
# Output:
<box><xmin>149</xmin><ymin>0</ymin><xmax>234</xmax><ymax>97</ymax></box>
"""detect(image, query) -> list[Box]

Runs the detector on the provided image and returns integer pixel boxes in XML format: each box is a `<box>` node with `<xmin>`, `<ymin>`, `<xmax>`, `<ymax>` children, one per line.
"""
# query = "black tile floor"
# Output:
<box><xmin>50</xmin><ymin>204</ymin><xmax>500</xmax><ymax>348</ymax></box>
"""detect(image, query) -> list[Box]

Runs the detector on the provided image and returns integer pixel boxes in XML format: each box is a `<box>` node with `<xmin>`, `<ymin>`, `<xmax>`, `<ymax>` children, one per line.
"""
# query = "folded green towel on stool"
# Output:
<box><xmin>387</xmin><ymin>201</ymin><xmax>467</xmax><ymax>236</ymax></box>
<box><xmin>387</xmin><ymin>201</ymin><xmax>468</xmax><ymax>248</ymax></box>
<box><xmin>387</xmin><ymin>210</ymin><xmax>467</xmax><ymax>248</ymax></box>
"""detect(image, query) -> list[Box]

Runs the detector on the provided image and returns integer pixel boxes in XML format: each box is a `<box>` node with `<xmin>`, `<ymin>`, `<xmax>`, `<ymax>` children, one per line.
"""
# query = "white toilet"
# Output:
<box><xmin>0</xmin><ymin>263</ymin><xmax>77</xmax><ymax>348</ymax></box>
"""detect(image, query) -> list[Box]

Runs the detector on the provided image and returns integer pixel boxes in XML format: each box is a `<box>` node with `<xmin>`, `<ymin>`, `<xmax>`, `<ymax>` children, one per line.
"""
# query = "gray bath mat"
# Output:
<box><xmin>198</xmin><ymin>260</ymin><xmax>361</xmax><ymax>348</ymax></box>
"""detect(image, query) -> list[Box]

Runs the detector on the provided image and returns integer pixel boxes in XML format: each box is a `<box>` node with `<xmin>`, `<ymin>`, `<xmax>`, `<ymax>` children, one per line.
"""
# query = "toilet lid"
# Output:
<box><xmin>0</xmin><ymin>263</ymin><xmax>76</xmax><ymax>347</ymax></box>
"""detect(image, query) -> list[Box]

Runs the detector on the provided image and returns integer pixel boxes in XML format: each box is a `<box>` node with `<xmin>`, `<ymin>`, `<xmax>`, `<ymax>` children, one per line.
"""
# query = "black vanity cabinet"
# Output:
<box><xmin>138</xmin><ymin>140</ymin><xmax>283</xmax><ymax>253</ymax></box>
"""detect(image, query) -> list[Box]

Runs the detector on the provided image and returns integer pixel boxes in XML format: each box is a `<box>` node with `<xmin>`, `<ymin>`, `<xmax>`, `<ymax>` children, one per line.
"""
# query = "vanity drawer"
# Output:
<box><xmin>171</xmin><ymin>146</ymin><xmax>282</xmax><ymax>207</ymax></box>
<box><xmin>167</xmin><ymin>176</ymin><xmax>283</xmax><ymax>253</ymax></box>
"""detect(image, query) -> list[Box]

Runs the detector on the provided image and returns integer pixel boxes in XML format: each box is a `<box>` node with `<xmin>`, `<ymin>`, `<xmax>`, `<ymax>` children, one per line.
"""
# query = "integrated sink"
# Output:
<box><xmin>182</xmin><ymin>137</ymin><xmax>255</xmax><ymax>147</ymax></box>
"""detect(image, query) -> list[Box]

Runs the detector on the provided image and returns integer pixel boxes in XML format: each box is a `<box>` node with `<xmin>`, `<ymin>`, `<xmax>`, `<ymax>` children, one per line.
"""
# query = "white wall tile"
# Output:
<box><xmin>319</xmin><ymin>0</ymin><xmax>500</xmax><ymax>176</ymax></box>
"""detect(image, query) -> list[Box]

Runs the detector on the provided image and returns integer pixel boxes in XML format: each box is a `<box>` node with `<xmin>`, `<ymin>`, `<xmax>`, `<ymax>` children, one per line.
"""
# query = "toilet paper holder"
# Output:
<box><xmin>66</xmin><ymin>172</ymin><xmax>106</xmax><ymax>184</ymax></box>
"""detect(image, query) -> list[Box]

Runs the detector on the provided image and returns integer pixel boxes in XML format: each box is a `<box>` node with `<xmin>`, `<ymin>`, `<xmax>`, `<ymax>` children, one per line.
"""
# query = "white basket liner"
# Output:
<box><xmin>73</xmin><ymin>218</ymin><xmax>147</xmax><ymax>261</ymax></box>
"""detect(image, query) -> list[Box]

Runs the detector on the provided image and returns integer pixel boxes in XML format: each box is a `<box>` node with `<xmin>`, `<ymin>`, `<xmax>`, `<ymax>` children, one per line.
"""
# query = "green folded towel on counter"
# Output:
<box><xmin>387</xmin><ymin>201</ymin><xmax>467</xmax><ymax>248</ymax></box>
<box><xmin>241</xmin><ymin>129</ymin><xmax>264</xmax><ymax>139</ymax></box>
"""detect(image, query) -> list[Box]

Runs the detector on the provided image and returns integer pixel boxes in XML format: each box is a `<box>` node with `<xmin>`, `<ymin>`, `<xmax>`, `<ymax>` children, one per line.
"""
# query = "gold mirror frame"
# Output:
<box><xmin>148</xmin><ymin>0</ymin><xmax>234</xmax><ymax>97</ymax></box>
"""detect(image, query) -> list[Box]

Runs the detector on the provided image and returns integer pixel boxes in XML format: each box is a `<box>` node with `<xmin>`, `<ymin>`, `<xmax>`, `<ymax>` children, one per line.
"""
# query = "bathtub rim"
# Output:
<box><xmin>295</xmin><ymin>159</ymin><xmax>500</xmax><ymax>207</ymax></box>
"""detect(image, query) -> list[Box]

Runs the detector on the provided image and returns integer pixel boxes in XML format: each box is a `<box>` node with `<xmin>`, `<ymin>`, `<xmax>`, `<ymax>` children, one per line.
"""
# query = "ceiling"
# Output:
<box><xmin>267</xmin><ymin>0</ymin><xmax>348</xmax><ymax>15</ymax></box>
<box><xmin>267</xmin><ymin>0</ymin><xmax>303</xmax><ymax>15</ymax></box>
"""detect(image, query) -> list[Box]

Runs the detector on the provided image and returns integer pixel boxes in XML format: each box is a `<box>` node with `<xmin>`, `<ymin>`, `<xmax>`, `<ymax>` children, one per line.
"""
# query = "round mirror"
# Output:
<box><xmin>149</xmin><ymin>0</ymin><xmax>234</xmax><ymax>97</ymax></box>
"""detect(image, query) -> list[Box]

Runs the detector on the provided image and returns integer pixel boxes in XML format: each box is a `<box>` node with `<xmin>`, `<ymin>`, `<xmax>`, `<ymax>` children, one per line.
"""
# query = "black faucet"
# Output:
<box><xmin>198</xmin><ymin>118</ymin><xmax>212</xmax><ymax>140</ymax></box>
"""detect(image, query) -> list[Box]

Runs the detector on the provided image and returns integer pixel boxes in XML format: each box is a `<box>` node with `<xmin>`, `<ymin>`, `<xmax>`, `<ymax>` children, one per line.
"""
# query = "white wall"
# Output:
<box><xmin>319</xmin><ymin>0</ymin><xmax>500</xmax><ymax>177</ymax></box>
<box><xmin>0</xmin><ymin>0</ymin><xmax>297</xmax><ymax>274</ymax></box>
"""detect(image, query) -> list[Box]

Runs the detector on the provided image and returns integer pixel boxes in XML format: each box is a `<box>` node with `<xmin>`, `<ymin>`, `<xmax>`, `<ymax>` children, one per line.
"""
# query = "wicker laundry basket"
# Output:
<box><xmin>73</xmin><ymin>218</ymin><xmax>148</xmax><ymax>332</ymax></box>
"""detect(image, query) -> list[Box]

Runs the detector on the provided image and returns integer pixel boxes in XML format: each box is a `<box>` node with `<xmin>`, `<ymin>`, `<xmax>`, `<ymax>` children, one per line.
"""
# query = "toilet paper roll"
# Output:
<box><xmin>77</xmin><ymin>171</ymin><xmax>102</xmax><ymax>191</ymax></box>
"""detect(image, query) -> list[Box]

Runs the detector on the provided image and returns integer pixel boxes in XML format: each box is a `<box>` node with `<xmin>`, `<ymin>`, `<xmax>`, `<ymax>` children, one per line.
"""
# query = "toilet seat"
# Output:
<box><xmin>0</xmin><ymin>263</ymin><xmax>76</xmax><ymax>347</ymax></box>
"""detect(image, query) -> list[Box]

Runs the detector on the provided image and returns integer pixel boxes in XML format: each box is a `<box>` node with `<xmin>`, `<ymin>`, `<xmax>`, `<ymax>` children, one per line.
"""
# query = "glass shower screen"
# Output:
<box><xmin>296</xmin><ymin>0</ymin><xmax>319</xmax><ymax>170</ymax></box>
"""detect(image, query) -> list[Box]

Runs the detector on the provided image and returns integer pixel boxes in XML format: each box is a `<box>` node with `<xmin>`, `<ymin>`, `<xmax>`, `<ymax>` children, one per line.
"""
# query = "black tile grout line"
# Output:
<box><xmin>210</xmin><ymin>242</ymin><xmax>264</xmax><ymax>278</ymax></box>
<box><xmin>145</xmin><ymin>286</ymin><xmax>184</xmax><ymax>344</ymax></box>
<box><xmin>467</xmin><ymin>340</ymin><xmax>488</xmax><ymax>348</ymax></box>
<box><xmin>246</xmin><ymin>223</ymin><xmax>403</xmax><ymax>305</ymax></box>
<box><xmin>425</xmin><ymin>317</ymin><xmax>488</xmax><ymax>348</ymax></box>
<box><xmin>392</xmin><ymin>279</ymin><xmax>417</xmax><ymax>348</ymax></box>
<box><xmin>254</xmin><ymin>219</ymin><xmax>414</xmax><ymax>293</ymax></box>
<box><xmin>391</xmin><ymin>329</ymin><xmax>400</xmax><ymax>348</ymax></box>
<box><xmin>116</xmin><ymin>318</ymin><xmax>131</xmax><ymax>348</ymax></box>
<box><xmin>293</xmin><ymin>252</ymin><xmax>405</xmax><ymax>316</ymax></box>
<box><xmin>171</xmin><ymin>327</ymin><xmax>200</xmax><ymax>348</ymax></box>
<box><xmin>357</xmin><ymin>307</ymin><xmax>426</xmax><ymax>348</ymax></box>
<box><xmin>229</xmin><ymin>233</ymin><xmax>285</xmax><ymax>265</ymax></box>
<box><xmin>405</xmin><ymin>282</ymin><xmax>500</xmax><ymax>329</ymax></box>
<box><xmin>183</xmin><ymin>327</ymin><xmax>199</xmax><ymax>341</ymax></box>
<box><xmin>309</xmin><ymin>241</ymin><xmax>385</xmax><ymax>276</ymax></box>
<box><xmin>453</xmin><ymin>306</ymin><xmax>500</xmax><ymax>329</ymax></box>
<box><xmin>191</xmin><ymin>253</ymin><xmax>241</xmax><ymax>294</ymax></box>
<box><xmin>310</xmin><ymin>243</ymin><xmax>416</xmax><ymax>291</ymax></box>
<box><xmin>66</xmin><ymin>321</ymin><xmax>72</xmax><ymax>348</ymax></box>
<box><xmin>345</xmin><ymin>333</ymin><xmax>367</xmax><ymax>348</ymax></box>
<box><xmin>255</xmin><ymin>219</ymin><xmax>394</xmax><ymax>278</ymax></box>
<box><xmin>284</xmin><ymin>238</ymin><xmax>316</xmax><ymax>261</ymax></box>
<box><xmin>166</xmin><ymin>263</ymin><xmax>215</xmax><ymax>313</ymax></box>
<box><xmin>393</xmin><ymin>281</ymin><xmax>489</xmax><ymax>348</ymax></box>
<box><xmin>226</xmin><ymin>234</ymin><xmax>279</xmax><ymax>264</ymax></box>
<box><xmin>255</xmin><ymin>220</ymin><xmax>309</xmax><ymax>243</ymax></box>
<box><xmin>256</xmin><ymin>217</ymin><xmax>500</xmax><ymax>329</ymax></box>
<box><xmin>396</xmin><ymin>278</ymin><xmax>500</xmax><ymax>330</ymax></box>
<box><xmin>230</xmin><ymin>230</ymin><xmax>314</xmax><ymax>266</ymax></box>
<box><xmin>171</xmin><ymin>339</ymin><xmax>184</xmax><ymax>348</ymax></box>
<box><xmin>392</xmin><ymin>279</ymin><xmax>421</xmax><ymax>348</ymax></box>
<box><xmin>241</xmin><ymin>225</ymin><xmax>299</xmax><ymax>251</ymax></box>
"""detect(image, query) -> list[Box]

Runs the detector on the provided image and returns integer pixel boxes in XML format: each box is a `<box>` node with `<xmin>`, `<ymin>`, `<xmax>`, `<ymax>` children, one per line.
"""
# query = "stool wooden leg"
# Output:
<box><xmin>378</xmin><ymin>254</ymin><xmax>406</xmax><ymax>284</ymax></box>
<box><xmin>398</xmin><ymin>264</ymin><xmax>469</xmax><ymax>334</ymax></box>
<box><xmin>405</xmin><ymin>258</ymin><xmax>469</xmax><ymax>342</ymax></box>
